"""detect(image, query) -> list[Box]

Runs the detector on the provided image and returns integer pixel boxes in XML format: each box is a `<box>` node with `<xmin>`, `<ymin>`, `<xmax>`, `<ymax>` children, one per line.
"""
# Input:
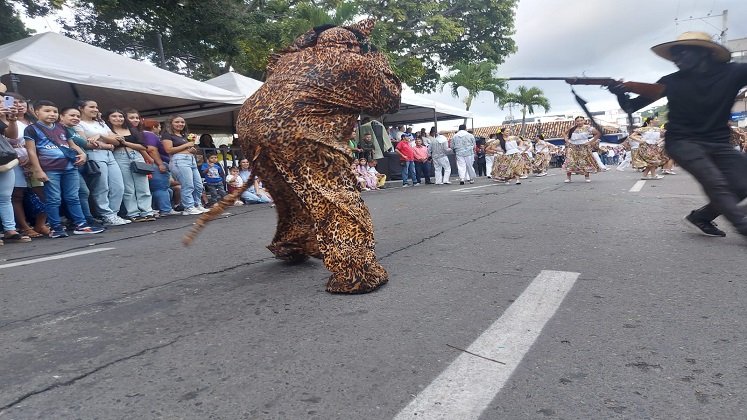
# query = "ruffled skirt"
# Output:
<box><xmin>564</xmin><ymin>143</ymin><xmax>598</xmax><ymax>173</ymax></box>
<box><xmin>491</xmin><ymin>154</ymin><xmax>524</xmax><ymax>181</ymax></box>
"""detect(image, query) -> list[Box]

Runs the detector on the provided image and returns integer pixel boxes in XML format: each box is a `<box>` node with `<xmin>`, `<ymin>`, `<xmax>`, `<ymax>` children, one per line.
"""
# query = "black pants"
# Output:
<box><xmin>665</xmin><ymin>140</ymin><xmax>747</xmax><ymax>231</ymax></box>
<box><xmin>414</xmin><ymin>161</ymin><xmax>431</xmax><ymax>183</ymax></box>
<box><xmin>474</xmin><ymin>158</ymin><xmax>486</xmax><ymax>176</ymax></box>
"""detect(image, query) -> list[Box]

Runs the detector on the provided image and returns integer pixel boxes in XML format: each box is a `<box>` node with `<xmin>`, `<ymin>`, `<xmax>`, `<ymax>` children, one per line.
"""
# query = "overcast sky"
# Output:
<box><xmin>25</xmin><ymin>0</ymin><xmax>746</xmax><ymax>130</ymax></box>
<box><xmin>418</xmin><ymin>0</ymin><xmax>747</xmax><ymax>129</ymax></box>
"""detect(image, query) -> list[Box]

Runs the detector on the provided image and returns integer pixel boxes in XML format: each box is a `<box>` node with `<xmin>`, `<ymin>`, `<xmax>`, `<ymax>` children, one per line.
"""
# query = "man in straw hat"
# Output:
<box><xmin>610</xmin><ymin>31</ymin><xmax>747</xmax><ymax>238</ymax></box>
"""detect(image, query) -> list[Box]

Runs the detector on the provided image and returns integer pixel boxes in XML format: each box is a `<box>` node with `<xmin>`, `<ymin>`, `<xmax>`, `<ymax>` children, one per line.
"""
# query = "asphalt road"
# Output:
<box><xmin>0</xmin><ymin>167</ymin><xmax>745</xmax><ymax>419</ymax></box>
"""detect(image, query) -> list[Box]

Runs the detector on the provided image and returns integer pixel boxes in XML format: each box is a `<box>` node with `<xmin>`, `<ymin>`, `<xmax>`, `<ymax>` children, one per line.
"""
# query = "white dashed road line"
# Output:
<box><xmin>394</xmin><ymin>270</ymin><xmax>580</xmax><ymax>420</ymax></box>
<box><xmin>629</xmin><ymin>180</ymin><xmax>646</xmax><ymax>192</ymax></box>
<box><xmin>0</xmin><ymin>247</ymin><xmax>116</xmax><ymax>269</ymax></box>
<box><xmin>451</xmin><ymin>184</ymin><xmax>495</xmax><ymax>192</ymax></box>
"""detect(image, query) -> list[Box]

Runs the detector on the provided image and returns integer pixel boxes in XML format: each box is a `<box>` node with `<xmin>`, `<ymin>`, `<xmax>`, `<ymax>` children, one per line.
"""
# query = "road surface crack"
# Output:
<box><xmin>0</xmin><ymin>335</ymin><xmax>184</xmax><ymax>413</ymax></box>
<box><xmin>0</xmin><ymin>257</ymin><xmax>273</xmax><ymax>331</ymax></box>
<box><xmin>380</xmin><ymin>201</ymin><xmax>522</xmax><ymax>260</ymax></box>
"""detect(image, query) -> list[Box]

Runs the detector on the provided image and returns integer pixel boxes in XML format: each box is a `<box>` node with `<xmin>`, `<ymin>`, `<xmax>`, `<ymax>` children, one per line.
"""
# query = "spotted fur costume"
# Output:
<box><xmin>235</xmin><ymin>20</ymin><xmax>401</xmax><ymax>294</ymax></box>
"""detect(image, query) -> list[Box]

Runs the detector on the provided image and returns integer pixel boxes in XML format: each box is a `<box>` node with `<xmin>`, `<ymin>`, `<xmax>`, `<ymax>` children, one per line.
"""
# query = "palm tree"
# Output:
<box><xmin>284</xmin><ymin>2</ymin><xmax>359</xmax><ymax>42</ymax></box>
<box><xmin>442</xmin><ymin>61</ymin><xmax>507</xmax><ymax>125</ymax></box>
<box><xmin>501</xmin><ymin>86</ymin><xmax>550</xmax><ymax>136</ymax></box>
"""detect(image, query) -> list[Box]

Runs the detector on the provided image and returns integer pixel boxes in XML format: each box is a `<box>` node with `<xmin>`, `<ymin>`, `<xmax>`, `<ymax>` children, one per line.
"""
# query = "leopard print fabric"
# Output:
<box><xmin>236</xmin><ymin>19</ymin><xmax>401</xmax><ymax>294</ymax></box>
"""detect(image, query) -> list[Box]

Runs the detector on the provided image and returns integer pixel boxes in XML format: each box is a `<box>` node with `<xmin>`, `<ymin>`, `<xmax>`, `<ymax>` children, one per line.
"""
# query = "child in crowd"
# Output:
<box><xmin>200</xmin><ymin>153</ymin><xmax>227</xmax><ymax>207</ymax></box>
<box><xmin>237</xmin><ymin>158</ymin><xmax>273</xmax><ymax>205</ymax></box>
<box><xmin>367</xmin><ymin>159</ymin><xmax>387</xmax><ymax>188</ymax></box>
<box><xmin>225</xmin><ymin>166</ymin><xmax>245</xmax><ymax>206</ymax></box>
<box><xmin>357</xmin><ymin>157</ymin><xmax>378</xmax><ymax>190</ymax></box>
<box><xmin>24</xmin><ymin>100</ymin><xmax>104</xmax><ymax>237</ymax></box>
<box><xmin>351</xmin><ymin>162</ymin><xmax>369</xmax><ymax>190</ymax></box>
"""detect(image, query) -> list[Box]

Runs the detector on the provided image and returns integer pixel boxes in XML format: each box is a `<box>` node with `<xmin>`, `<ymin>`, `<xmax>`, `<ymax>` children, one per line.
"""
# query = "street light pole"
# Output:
<box><xmin>156</xmin><ymin>33</ymin><xmax>167</xmax><ymax>69</ymax></box>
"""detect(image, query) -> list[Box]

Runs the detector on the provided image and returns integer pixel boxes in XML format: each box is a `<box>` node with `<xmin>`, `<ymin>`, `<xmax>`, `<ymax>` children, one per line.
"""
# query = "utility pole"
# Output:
<box><xmin>674</xmin><ymin>9</ymin><xmax>728</xmax><ymax>44</ymax></box>
<box><xmin>721</xmin><ymin>9</ymin><xmax>728</xmax><ymax>44</ymax></box>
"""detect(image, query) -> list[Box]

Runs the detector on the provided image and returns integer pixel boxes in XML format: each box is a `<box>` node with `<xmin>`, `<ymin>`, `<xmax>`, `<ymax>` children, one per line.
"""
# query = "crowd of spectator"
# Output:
<box><xmin>0</xmin><ymin>89</ymin><xmax>272</xmax><ymax>245</ymax></box>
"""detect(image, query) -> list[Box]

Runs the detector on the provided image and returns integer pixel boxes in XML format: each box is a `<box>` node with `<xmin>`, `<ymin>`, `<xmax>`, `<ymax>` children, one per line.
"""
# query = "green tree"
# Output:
<box><xmin>58</xmin><ymin>0</ymin><xmax>359</xmax><ymax>81</ymax></box>
<box><xmin>360</xmin><ymin>0</ymin><xmax>518</xmax><ymax>92</ymax></box>
<box><xmin>47</xmin><ymin>0</ymin><xmax>518</xmax><ymax>91</ymax></box>
<box><xmin>501</xmin><ymin>86</ymin><xmax>550</xmax><ymax>136</ymax></box>
<box><xmin>441</xmin><ymin>61</ymin><xmax>507</xmax><ymax>124</ymax></box>
<box><xmin>0</xmin><ymin>0</ymin><xmax>64</xmax><ymax>44</ymax></box>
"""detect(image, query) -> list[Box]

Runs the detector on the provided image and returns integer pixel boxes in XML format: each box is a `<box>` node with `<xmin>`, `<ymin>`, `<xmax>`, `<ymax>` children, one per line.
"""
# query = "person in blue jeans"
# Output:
<box><xmin>395</xmin><ymin>134</ymin><xmax>418</xmax><ymax>186</ymax></box>
<box><xmin>161</xmin><ymin>115</ymin><xmax>206</xmax><ymax>216</ymax></box>
<box><xmin>200</xmin><ymin>153</ymin><xmax>227</xmax><ymax>207</ymax></box>
<box><xmin>141</xmin><ymin>119</ymin><xmax>178</xmax><ymax>216</ymax></box>
<box><xmin>75</xmin><ymin>99</ymin><xmax>129</xmax><ymax>226</ymax></box>
<box><xmin>237</xmin><ymin>159</ymin><xmax>273</xmax><ymax>204</ymax></box>
<box><xmin>60</xmin><ymin>107</ymin><xmax>99</xmax><ymax>225</ymax></box>
<box><xmin>24</xmin><ymin>101</ymin><xmax>104</xmax><ymax>237</ymax></box>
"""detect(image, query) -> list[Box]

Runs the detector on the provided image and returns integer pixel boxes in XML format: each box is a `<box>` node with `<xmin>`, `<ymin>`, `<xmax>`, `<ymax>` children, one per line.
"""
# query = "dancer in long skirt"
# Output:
<box><xmin>518</xmin><ymin>137</ymin><xmax>532</xmax><ymax>179</ymax></box>
<box><xmin>630</xmin><ymin>116</ymin><xmax>665</xmax><ymax>180</ymax></box>
<box><xmin>531</xmin><ymin>134</ymin><xmax>553</xmax><ymax>176</ymax></box>
<box><xmin>489</xmin><ymin>127</ymin><xmax>524</xmax><ymax>184</ymax></box>
<box><xmin>564</xmin><ymin>116</ymin><xmax>601</xmax><ymax>183</ymax></box>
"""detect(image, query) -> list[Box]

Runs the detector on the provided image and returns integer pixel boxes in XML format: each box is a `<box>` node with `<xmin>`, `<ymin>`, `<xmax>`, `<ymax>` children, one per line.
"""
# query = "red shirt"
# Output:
<box><xmin>396</xmin><ymin>141</ymin><xmax>415</xmax><ymax>161</ymax></box>
<box><xmin>412</xmin><ymin>144</ymin><xmax>429</xmax><ymax>161</ymax></box>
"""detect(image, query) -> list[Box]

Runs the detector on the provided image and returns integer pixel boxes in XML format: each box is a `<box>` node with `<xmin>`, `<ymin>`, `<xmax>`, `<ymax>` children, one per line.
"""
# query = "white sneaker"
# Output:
<box><xmin>182</xmin><ymin>207</ymin><xmax>203</xmax><ymax>215</ymax></box>
<box><xmin>160</xmin><ymin>210</ymin><xmax>181</xmax><ymax>217</ymax></box>
<box><xmin>104</xmin><ymin>215</ymin><xmax>130</xmax><ymax>226</ymax></box>
<box><xmin>196</xmin><ymin>205</ymin><xmax>209</xmax><ymax>213</ymax></box>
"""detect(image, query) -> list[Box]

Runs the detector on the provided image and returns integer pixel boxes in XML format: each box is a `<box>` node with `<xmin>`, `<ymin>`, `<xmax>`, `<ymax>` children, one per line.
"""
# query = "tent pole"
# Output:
<box><xmin>8</xmin><ymin>72</ymin><xmax>19</xmax><ymax>92</ymax></box>
<box><xmin>433</xmin><ymin>108</ymin><xmax>438</xmax><ymax>132</ymax></box>
<box><xmin>69</xmin><ymin>83</ymin><xmax>81</xmax><ymax>101</ymax></box>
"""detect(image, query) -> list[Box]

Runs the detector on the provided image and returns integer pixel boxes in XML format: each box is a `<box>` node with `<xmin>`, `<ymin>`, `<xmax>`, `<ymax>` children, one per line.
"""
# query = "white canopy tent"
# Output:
<box><xmin>0</xmin><ymin>32</ymin><xmax>245</xmax><ymax>116</ymax></box>
<box><xmin>378</xmin><ymin>92</ymin><xmax>473</xmax><ymax>126</ymax></box>
<box><xmin>177</xmin><ymin>72</ymin><xmax>264</xmax><ymax>132</ymax></box>
<box><xmin>180</xmin><ymin>72</ymin><xmax>473</xmax><ymax>133</ymax></box>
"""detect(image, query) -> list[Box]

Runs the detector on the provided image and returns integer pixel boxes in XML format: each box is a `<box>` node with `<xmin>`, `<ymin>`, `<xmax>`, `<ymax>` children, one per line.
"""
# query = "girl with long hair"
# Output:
<box><xmin>161</xmin><ymin>115</ymin><xmax>206</xmax><ymax>215</ymax></box>
<box><xmin>489</xmin><ymin>127</ymin><xmax>524</xmax><ymax>184</ymax></box>
<box><xmin>75</xmin><ymin>99</ymin><xmax>129</xmax><ymax>225</ymax></box>
<box><xmin>104</xmin><ymin>109</ymin><xmax>155</xmax><ymax>221</ymax></box>
<box><xmin>630</xmin><ymin>116</ymin><xmax>665</xmax><ymax>180</ymax></box>
<box><xmin>563</xmin><ymin>116</ymin><xmax>601</xmax><ymax>183</ymax></box>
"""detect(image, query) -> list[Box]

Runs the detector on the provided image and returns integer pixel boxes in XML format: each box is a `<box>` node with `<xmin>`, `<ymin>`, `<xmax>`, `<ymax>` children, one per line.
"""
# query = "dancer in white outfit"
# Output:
<box><xmin>451</xmin><ymin>124</ymin><xmax>477</xmax><ymax>185</ymax></box>
<box><xmin>430</xmin><ymin>133</ymin><xmax>452</xmax><ymax>184</ymax></box>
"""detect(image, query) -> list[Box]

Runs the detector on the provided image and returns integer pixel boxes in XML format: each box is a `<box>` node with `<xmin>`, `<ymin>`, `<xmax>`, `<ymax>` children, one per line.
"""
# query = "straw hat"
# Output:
<box><xmin>651</xmin><ymin>31</ymin><xmax>731</xmax><ymax>63</ymax></box>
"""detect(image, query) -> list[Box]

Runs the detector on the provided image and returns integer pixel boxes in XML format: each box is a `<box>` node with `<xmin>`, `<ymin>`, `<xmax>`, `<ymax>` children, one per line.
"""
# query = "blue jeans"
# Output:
<box><xmin>87</xmin><ymin>150</ymin><xmax>124</xmax><ymax>218</ymax></box>
<box><xmin>113</xmin><ymin>149</ymin><xmax>154</xmax><ymax>217</ymax></box>
<box><xmin>0</xmin><ymin>169</ymin><xmax>16</xmax><ymax>232</ymax></box>
<box><xmin>169</xmin><ymin>154</ymin><xmax>203</xmax><ymax>209</ymax></box>
<box><xmin>149</xmin><ymin>166</ymin><xmax>173</xmax><ymax>212</ymax></box>
<box><xmin>401</xmin><ymin>160</ymin><xmax>417</xmax><ymax>185</ymax></box>
<box><xmin>241</xmin><ymin>188</ymin><xmax>272</xmax><ymax>204</ymax></box>
<box><xmin>78</xmin><ymin>167</ymin><xmax>94</xmax><ymax>222</ymax></box>
<box><xmin>44</xmin><ymin>168</ymin><xmax>86</xmax><ymax>228</ymax></box>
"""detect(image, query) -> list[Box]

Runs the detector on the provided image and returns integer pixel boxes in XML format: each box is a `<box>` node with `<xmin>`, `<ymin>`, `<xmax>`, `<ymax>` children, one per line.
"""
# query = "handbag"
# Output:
<box><xmin>130</xmin><ymin>160</ymin><xmax>156</xmax><ymax>174</ymax></box>
<box><xmin>83</xmin><ymin>160</ymin><xmax>101</xmax><ymax>177</ymax></box>
<box><xmin>0</xmin><ymin>135</ymin><xmax>19</xmax><ymax>166</ymax></box>
<box><xmin>31</xmin><ymin>124</ymin><xmax>79</xmax><ymax>162</ymax></box>
<box><xmin>59</xmin><ymin>145</ymin><xmax>80</xmax><ymax>162</ymax></box>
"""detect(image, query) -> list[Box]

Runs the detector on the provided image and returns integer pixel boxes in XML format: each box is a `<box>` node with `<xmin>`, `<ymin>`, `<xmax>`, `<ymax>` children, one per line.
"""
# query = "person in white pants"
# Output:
<box><xmin>451</xmin><ymin>124</ymin><xmax>476</xmax><ymax>185</ymax></box>
<box><xmin>430</xmin><ymin>133</ymin><xmax>452</xmax><ymax>184</ymax></box>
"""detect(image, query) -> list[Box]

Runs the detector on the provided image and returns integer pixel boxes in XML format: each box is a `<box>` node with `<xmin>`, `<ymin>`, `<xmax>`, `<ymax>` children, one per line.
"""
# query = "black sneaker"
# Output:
<box><xmin>49</xmin><ymin>225</ymin><xmax>69</xmax><ymax>238</ymax></box>
<box><xmin>683</xmin><ymin>213</ymin><xmax>726</xmax><ymax>237</ymax></box>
